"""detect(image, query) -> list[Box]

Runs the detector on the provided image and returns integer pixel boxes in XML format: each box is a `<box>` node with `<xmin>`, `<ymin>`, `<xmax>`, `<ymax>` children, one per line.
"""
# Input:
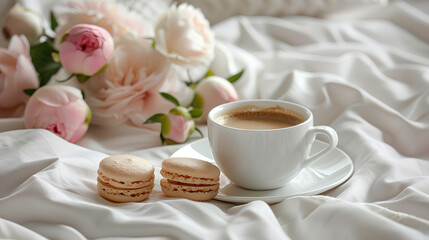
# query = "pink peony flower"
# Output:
<box><xmin>54</xmin><ymin>0</ymin><xmax>150</xmax><ymax>46</ymax></box>
<box><xmin>59</xmin><ymin>24</ymin><xmax>114</xmax><ymax>76</ymax></box>
<box><xmin>83</xmin><ymin>34</ymin><xmax>176</xmax><ymax>126</ymax></box>
<box><xmin>193</xmin><ymin>76</ymin><xmax>239</xmax><ymax>122</ymax></box>
<box><xmin>154</xmin><ymin>3</ymin><xmax>215</xmax><ymax>67</ymax></box>
<box><xmin>2</xmin><ymin>3</ymin><xmax>44</xmax><ymax>44</ymax></box>
<box><xmin>0</xmin><ymin>35</ymin><xmax>39</xmax><ymax>117</ymax></box>
<box><xmin>23</xmin><ymin>85</ymin><xmax>91</xmax><ymax>143</ymax></box>
<box><xmin>162</xmin><ymin>112</ymin><xmax>195</xmax><ymax>144</ymax></box>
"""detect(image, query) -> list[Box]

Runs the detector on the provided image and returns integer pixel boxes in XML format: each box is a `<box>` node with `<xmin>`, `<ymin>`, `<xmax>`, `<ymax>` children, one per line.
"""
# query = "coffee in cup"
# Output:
<box><xmin>208</xmin><ymin>99</ymin><xmax>338</xmax><ymax>190</ymax></box>
<box><xmin>214</xmin><ymin>105</ymin><xmax>305</xmax><ymax>130</ymax></box>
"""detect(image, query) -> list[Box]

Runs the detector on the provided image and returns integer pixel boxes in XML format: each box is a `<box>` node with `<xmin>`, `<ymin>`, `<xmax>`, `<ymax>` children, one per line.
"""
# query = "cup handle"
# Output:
<box><xmin>303</xmin><ymin>126</ymin><xmax>338</xmax><ymax>168</ymax></box>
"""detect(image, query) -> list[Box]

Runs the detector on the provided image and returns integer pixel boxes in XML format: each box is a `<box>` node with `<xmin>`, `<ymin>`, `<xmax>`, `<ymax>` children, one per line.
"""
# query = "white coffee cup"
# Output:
<box><xmin>207</xmin><ymin>99</ymin><xmax>338</xmax><ymax>190</ymax></box>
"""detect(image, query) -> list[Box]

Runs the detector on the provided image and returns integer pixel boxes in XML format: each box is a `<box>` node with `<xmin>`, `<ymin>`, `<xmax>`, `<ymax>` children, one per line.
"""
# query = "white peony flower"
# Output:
<box><xmin>154</xmin><ymin>3</ymin><xmax>215</xmax><ymax>67</ymax></box>
<box><xmin>2</xmin><ymin>3</ymin><xmax>44</xmax><ymax>44</ymax></box>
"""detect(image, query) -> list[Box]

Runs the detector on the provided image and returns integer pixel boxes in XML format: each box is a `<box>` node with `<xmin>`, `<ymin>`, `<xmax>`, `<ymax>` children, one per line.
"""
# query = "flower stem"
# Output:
<box><xmin>56</xmin><ymin>73</ymin><xmax>75</xmax><ymax>83</ymax></box>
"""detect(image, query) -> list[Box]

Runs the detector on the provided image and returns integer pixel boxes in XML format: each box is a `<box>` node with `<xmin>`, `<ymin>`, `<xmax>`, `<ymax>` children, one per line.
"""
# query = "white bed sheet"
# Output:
<box><xmin>1</xmin><ymin>1</ymin><xmax>429</xmax><ymax>239</ymax></box>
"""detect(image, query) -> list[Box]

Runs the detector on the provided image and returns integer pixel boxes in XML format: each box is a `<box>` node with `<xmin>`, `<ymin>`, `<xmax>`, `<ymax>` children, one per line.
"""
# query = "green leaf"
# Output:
<box><xmin>165</xmin><ymin>139</ymin><xmax>178</xmax><ymax>145</ymax></box>
<box><xmin>194</xmin><ymin>127</ymin><xmax>204</xmax><ymax>138</ymax></box>
<box><xmin>160</xmin><ymin>132</ymin><xmax>165</xmax><ymax>144</ymax></box>
<box><xmin>191</xmin><ymin>92</ymin><xmax>204</xmax><ymax>109</ymax></box>
<box><xmin>146</xmin><ymin>114</ymin><xmax>170</xmax><ymax>140</ymax></box>
<box><xmin>39</xmin><ymin>62</ymin><xmax>62</xmax><ymax>86</ymax></box>
<box><xmin>160</xmin><ymin>92</ymin><xmax>180</xmax><ymax>106</ymax></box>
<box><xmin>85</xmin><ymin>107</ymin><xmax>92</xmax><ymax>125</ymax></box>
<box><xmin>189</xmin><ymin>108</ymin><xmax>203</xmax><ymax>118</ymax></box>
<box><xmin>50</xmin><ymin>11</ymin><xmax>58</xmax><ymax>31</ymax></box>
<box><xmin>59</xmin><ymin>33</ymin><xmax>68</xmax><ymax>44</ymax></box>
<box><xmin>144</xmin><ymin>113</ymin><xmax>166</xmax><ymax>124</ymax></box>
<box><xmin>81</xmin><ymin>89</ymin><xmax>86</xmax><ymax>100</ymax></box>
<box><xmin>30</xmin><ymin>40</ymin><xmax>61</xmax><ymax>87</ymax></box>
<box><xmin>204</xmin><ymin>69</ymin><xmax>214</xmax><ymax>78</ymax></box>
<box><xmin>76</xmin><ymin>74</ymin><xmax>91</xmax><ymax>83</ymax></box>
<box><xmin>227</xmin><ymin>69</ymin><xmax>244</xmax><ymax>83</ymax></box>
<box><xmin>23</xmin><ymin>88</ymin><xmax>37</xmax><ymax>96</ymax></box>
<box><xmin>185</xmin><ymin>81</ymin><xmax>196</xmax><ymax>88</ymax></box>
<box><xmin>94</xmin><ymin>63</ymin><xmax>109</xmax><ymax>75</ymax></box>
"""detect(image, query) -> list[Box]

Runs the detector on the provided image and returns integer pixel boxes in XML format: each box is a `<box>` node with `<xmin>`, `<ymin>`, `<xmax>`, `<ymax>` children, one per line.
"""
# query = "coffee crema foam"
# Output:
<box><xmin>215</xmin><ymin>105</ymin><xmax>306</xmax><ymax>130</ymax></box>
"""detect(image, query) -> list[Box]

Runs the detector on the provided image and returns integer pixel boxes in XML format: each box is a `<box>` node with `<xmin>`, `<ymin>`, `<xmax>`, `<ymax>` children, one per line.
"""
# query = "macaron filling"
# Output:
<box><xmin>97</xmin><ymin>175</ymin><xmax>155</xmax><ymax>190</ymax></box>
<box><xmin>161</xmin><ymin>179</ymin><xmax>219</xmax><ymax>193</ymax></box>
<box><xmin>97</xmin><ymin>179</ymin><xmax>154</xmax><ymax>201</ymax></box>
<box><xmin>165</xmin><ymin>179</ymin><xmax>219</xmax><ymax>187</ymax></box>
<box><xmin>160</xmin><ymin>169</ymin><xmax>218</xmax><ymax>185</ymax></box>
<box><xmin>98</xmin><ymin>170</ymin><xmax>155</xmax><ymax>188</ymax></box>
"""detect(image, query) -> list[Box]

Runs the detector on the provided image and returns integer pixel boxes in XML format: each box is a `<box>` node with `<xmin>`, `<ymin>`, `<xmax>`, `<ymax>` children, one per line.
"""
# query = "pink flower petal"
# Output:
<box><xmin>0</xmin><ymin>42</ymin><xmax>38</xmax><ymax>109</ymax></box>
<box><xmin>8</xmin><ymin>35</ymin><xmax>29</xmax><ymax>57</ymax></box>
<box><xmin>59</xmin><ymin>41</ymin><xmax>88</xmax><ymax>73</ymax></box>
<box><xmin>24</xmin><ymin>85</ymin><xmax>89</xmax><ymax>143</ymax></box>
<box><xmin>81</xmin><ymin>48</ymin><xmax>107</xmax><ymax>75</ymax></box>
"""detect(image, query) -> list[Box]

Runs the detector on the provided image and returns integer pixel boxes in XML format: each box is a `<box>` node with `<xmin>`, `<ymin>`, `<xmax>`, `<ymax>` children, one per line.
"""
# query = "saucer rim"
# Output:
<box><xmin>171</xmin><ymin>138</ymin><xmax>354</xmax><ymax>204</ymax></box>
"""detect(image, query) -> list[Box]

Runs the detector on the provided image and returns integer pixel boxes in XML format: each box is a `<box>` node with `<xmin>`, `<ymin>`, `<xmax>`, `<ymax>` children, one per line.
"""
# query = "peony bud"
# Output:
<box><xmin>193</xmin><ymin>76</ymin><xmax>239</xmax><ymax>122</ymax></box>
<box><xmin>145</xmin><ymin>93</ymin><xmax>202</xmax><ymax>145</ymax></box>
<box><xmin>24</xmin><ymin>85</ymin><xmax>91</xmax><ymax>143</ymax></box>
<box><xmin>59</xmin><ymin>24</ymin><xmax>114</xmax><ymax>77</ymax></box>
<box><xmin>162</xmin><ymin>110</ymin><xmax>195</xmax><ymax>144</ymax></box>
<box><xmin>2</xmin><ymin>3</ymin><xmax>44</xmax><ymax>44</ymax></box>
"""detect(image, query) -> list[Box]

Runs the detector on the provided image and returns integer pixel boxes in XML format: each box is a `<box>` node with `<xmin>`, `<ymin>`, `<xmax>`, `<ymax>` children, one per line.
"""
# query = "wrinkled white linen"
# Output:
<box><xmin>178</xmin><ymin>0</ymin><xmax>388</xmax><ymax>24</ymax></box>
<box><xmin>1</xmin><ymin>1</ymin><xmax>429</xmax><ymax>239</ymax></box>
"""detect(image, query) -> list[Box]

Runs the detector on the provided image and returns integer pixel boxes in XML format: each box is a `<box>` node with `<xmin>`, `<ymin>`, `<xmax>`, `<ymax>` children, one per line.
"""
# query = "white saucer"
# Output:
<box><xmin>171</xmin><ymin>138</ymin><xmax>353</xmax><ymax>204</ymax></box>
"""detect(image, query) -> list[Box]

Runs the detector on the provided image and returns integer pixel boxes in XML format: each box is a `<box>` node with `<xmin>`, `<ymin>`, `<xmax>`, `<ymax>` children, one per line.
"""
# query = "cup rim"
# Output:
<box><xmin>208</xmin><ymin>99</ymin><xmax>313</xmax><ymax>132</ymax></box>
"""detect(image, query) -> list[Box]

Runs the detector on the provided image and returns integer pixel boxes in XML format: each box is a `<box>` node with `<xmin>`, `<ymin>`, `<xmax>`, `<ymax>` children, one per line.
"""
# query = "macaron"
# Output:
<box><xmin>97</xmin><ymin>154</ymin><xmax>154</xmax><ymax>202</ymax></box>
<box><xmin>160</xmin><ymin>157</ymin><xmax>220</xmax><ymax>201</ymax></box>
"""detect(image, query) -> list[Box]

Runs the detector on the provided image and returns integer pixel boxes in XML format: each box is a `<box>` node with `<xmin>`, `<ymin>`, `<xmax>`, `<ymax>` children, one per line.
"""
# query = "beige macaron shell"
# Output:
<box><xmin>97</xmin><ymin>179</ymin><xmax>154</xmax><ymax>202</ymax></box>
<box><xmin>98</xmin><ymin>154</ymin><xmax>154</xmax><ymax>189</ymax></box>
<box><xmin>160</xmin><ymin>179</ymin><xmax>219</xmax><ymax>201</ymax></box>
<box><xmin>161</xmin><ymin>157</ymin><xmax>220</xmax><ymax>184</ymax></box>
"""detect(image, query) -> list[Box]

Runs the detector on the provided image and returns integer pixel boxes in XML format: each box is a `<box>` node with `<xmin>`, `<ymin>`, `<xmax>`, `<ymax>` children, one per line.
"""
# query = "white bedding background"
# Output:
<box><xmin>0</xmin><ymin>0</ymin><xmax>429</xmax><ymax>239</ymax></box>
